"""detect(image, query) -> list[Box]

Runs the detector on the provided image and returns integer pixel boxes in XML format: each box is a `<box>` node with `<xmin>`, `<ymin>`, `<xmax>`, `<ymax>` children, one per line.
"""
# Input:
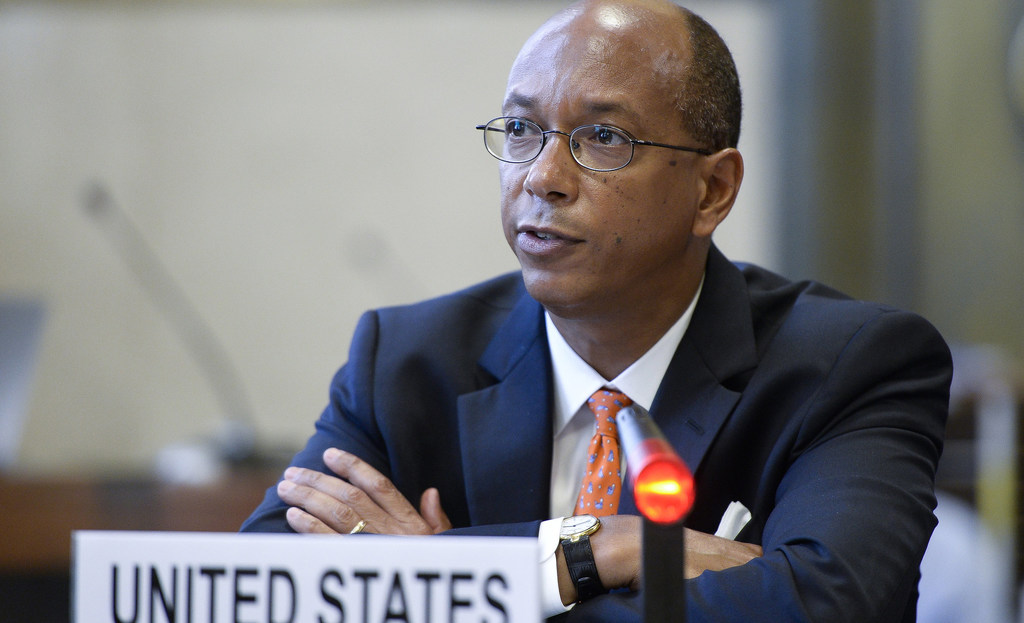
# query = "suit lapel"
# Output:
<box><xmin>457</xmin><ymin>293</ymin><xmax>553</xmax><ymax>525</ymax></box>
<box><xmin>454</xmin><ymin>246</ymin><xmax>759</xmax><ymax>523</ymax></box>
<box><xmin>620</xmin><ymin>246</ymin><xmax>759</xmax><ymax>513</ymax></box>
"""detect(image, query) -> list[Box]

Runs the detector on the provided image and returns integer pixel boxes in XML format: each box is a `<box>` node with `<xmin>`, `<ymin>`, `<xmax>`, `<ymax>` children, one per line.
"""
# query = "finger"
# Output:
<box><xmin>323</xmin><ymin>449</ymin><xmax>430</xmax><ymax>532</ymax></box>
<box><xmin>281</xmin><ymin>463</ymin><xmax>415</xmax><ymax>535</ymax></box>
<box><xmin>282</xmin><ymin>465</ymin><xmax>354</xmax><ymax>503</ymax></box>
<box><xmin>419</xmin><ymin>488</ymin><xmax>453</xmax><ymax>534</ymax></box>
<box><xmin>285</xmin><ymin>506</ymin><xmax>342</xmax><ymax>535</ymax></box>
<box><xmin>277</xmin><ymin>475</ymin><xmax>365</xmax><ymax>533</ymax></box>
<box><xmin>281</xmin><ymin>465</ymin><xmax>384</xmax><ymax>524</ymax></box>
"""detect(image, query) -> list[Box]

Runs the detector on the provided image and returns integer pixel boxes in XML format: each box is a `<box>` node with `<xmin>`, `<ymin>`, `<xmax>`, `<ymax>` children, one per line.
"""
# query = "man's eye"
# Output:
<box><xmin>506</xmin><ymin>119</ymin><xmax>530</xmax><ymax>137</ymax></box>
<box><xmin>593</xmin><ymin>127</ymin><xmax>626</xmax><ymax>145</ymax></box>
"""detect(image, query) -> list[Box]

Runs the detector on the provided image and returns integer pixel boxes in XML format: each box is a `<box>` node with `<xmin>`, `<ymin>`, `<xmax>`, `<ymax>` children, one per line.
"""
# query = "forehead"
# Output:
<box><xmin>504</xmin><ymin>7</ymin><xmax>689</xmax><ymax>126</ymax></box>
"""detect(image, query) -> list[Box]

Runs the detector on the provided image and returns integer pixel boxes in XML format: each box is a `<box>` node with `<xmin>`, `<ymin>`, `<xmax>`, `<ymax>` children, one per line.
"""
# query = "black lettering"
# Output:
<box><xmin>200</xmin><ymin>567</ymin><xmax>227</xmax><ymax>623</ymax></box>
<box><xmin>382</xmin><ymin>573</ymin><xmax>409</xmax><ymax>622</ymax></box>
<box><xmin>268</xmin><ymin>568</ymin><xmax>297</xmax><ymax>623</ymax></box>
<box><xmin>234</xmin><ymin>567</ymin><xmax>259</xmax><ymax>623</ymax></box>
<box><xmin>353</xmin><ymin>570</ymin><xmax>379</xmax><ymax>623</ymax></box>
<box><xmin>318</xmin><ymin>570</ymin><xmax>345</xmax><ymax>623</ymax></box>
<box><xmin>112</xmin><ymin>564</ymin><xmax>140</xmax><ymax>623</ymax></box>
<box><xmin>415</xmin><ymin>572</ymin><xmax>440</xmax><ymax>623</ymax></box>
<box><xmin>448</xmin><ymin>573</ymin><xmax>473</xmax><ymax>623</ymax></box>
<box><xmin>150</xmin><ymin>565</ymin><xmax>178</xmax><ymax>623</ymax></box>
<box><xmin>185</xmin><ymin>567</ymin><xmax>193</xmax><ymax>623</ymax></box>
<box><xmin>483</xmin><ymin>574</ymin><xmax>508</xmax><ymax>623</ymax></box>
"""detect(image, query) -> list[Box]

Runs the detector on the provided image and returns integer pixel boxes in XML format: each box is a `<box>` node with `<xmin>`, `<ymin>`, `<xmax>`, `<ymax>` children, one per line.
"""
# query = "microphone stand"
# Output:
<box><xmin>81</xmin><ymin>181</ymin><xmax>259</xmax><ymax>467</ymax></box>
<box><xmin>643</xmin><ymin>517</ymin><xmax>686</xmax><ymax>621</ymax></box>
<box><xmin>616</xmin><ymin>404</ymin><xmax>693</xmax><ymax>623</ymax></box>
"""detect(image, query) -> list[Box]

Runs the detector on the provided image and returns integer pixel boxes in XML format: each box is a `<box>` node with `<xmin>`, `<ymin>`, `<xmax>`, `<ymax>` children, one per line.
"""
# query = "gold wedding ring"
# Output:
<box><xmin>349</xmin><ymin>519</ymin><xmax>367</xmax><ymax>534</ymax></box>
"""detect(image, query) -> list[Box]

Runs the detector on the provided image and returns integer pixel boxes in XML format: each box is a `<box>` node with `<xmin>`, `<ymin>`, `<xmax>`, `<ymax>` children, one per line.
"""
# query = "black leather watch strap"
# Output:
<box><xmin>561</xmin><ymin>535</ymin><xmax>608</xmax><ymax>601</ymax></box>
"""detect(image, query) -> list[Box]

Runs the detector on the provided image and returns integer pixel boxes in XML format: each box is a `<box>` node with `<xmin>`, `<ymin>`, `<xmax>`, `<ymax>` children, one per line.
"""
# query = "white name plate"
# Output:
<box><xmin>73</xmin><ymin>531</ymin><xmax>539</xmax><ymax>623</ymax></box>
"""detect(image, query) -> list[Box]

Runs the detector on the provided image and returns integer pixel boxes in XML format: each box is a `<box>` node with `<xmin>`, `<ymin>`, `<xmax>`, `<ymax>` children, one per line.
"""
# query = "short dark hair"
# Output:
<box><xmin>678</xmin><ymin>9</ymin><xmax>742</xmax><ymax>151</ymax></box>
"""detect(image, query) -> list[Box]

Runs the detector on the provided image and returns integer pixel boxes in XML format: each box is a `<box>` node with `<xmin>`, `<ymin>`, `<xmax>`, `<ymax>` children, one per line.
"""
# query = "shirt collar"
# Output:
<box><xmin>546</xmin><ymin>276</ymin><xmax>704</xmax><ymax>435</ymax></box>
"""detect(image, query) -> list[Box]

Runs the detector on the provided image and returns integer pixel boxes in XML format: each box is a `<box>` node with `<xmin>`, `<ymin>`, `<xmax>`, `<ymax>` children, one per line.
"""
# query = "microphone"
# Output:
<box><xmin>81</xmin><ymin>181</ymin><xmax>259</xmax><ymax>479</ymax></box>
<box><xmin>616</xmin><ymin>403</ymin><xmax>693</xmax><ymax>623</ymax></box>
<box><xmin>616</xmin><ymin>404</ymin><xmax>695</xmax><ymax>523</ymax></box>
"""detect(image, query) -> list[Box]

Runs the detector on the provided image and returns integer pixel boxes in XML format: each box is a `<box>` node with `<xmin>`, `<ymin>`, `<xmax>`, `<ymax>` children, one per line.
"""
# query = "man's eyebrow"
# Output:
<box><xmin>582</xmin><ymin>100</ymin><xmax>637</xmax><ymax>119</ymax></box>
<box><xmin>502</xmin><ymin>92</ymin><xmax>536</xmax><ymax>111</ymax></box>
<box><xmin>502</xmin><ymin>93</ymin><xmax>640</xmax><ymax>123</ymax></box>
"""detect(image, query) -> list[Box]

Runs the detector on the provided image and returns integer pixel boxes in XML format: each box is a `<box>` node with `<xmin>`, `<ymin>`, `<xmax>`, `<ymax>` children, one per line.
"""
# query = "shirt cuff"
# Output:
<box><xmin>539</xmin><ymin>517</ymin><xmax>573</xmax><ymax>617</ymax></box>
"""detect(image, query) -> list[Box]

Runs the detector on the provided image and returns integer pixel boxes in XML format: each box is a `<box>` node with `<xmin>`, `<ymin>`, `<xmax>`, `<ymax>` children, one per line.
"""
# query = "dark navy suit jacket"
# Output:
<box><xmin>242</xmin><ymin>245</ymin><xmax>952</xmax><ymax>622</ymax></box>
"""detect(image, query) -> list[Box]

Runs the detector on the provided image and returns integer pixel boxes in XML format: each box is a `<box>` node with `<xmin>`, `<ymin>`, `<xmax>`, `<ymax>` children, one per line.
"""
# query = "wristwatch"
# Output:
<box><xmin>559</xmin><ymin>514</ymin><xmax>608</xmax><ymax>601</ymax></box>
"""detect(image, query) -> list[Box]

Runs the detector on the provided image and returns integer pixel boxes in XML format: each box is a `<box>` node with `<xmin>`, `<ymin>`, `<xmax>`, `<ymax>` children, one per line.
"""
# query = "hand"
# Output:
<box><xmin>555</xmin><ymin>516</ymin><xmax>763</xmax><ymax>605</ymax></box>
<box><xmin>682</xmin><ymin>528</ymin><xmax>762</xmax><ymax>578</ymax></box>
<box><xmin>276</xmin><ymin>448</ymin><xmax>452</xmax><ymax>536</ymax></box>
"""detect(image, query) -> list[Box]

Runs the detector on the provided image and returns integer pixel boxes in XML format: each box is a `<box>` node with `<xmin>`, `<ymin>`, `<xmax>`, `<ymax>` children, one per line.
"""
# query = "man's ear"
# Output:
<box><xmin>693</xmin><ymin>148</ymin><xmax>743</xmax><ymax>238</ymax></box>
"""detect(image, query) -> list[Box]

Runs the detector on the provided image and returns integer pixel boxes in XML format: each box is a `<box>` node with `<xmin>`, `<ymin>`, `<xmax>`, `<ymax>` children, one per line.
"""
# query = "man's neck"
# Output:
<box><xmin>546</xmin><ymin>277</ymin><xmax>703</xmax><ymax>380</ymax></box>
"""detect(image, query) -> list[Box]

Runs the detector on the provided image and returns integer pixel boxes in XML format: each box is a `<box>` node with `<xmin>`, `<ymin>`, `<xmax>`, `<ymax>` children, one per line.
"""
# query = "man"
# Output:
<box><xmin>242</xmin><ymin>1</ymin><xmax>952</xmax><ymax>621</ymax></box>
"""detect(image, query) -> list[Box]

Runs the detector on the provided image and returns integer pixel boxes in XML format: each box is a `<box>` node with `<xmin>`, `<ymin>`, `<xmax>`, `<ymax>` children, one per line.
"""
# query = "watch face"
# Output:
<box><xmin>560</xmin><ymin>514</ymin><xmax>599</xmax><ymax>537</ymax></box>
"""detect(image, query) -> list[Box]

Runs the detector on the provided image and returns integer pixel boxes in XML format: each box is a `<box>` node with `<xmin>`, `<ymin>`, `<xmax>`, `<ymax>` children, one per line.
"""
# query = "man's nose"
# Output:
<box><xmin>523</xmin><ymin>132</ymin><xmax>580</xmax><ymax>203</ymax></box>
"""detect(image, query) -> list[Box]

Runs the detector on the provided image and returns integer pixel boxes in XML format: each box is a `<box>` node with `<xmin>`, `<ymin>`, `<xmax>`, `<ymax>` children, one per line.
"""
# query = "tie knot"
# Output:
<box><xmin>587</xmin><ymin>388</ymin><xmax>632</xmax><ymax>436</ymax></box>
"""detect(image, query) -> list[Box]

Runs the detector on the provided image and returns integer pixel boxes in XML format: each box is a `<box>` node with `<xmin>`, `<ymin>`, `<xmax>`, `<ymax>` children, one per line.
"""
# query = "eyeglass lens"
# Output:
<box><xmin>482</xmin><ymin>117</ymin><xmax>635</xmax><ymax>172</ymax></box>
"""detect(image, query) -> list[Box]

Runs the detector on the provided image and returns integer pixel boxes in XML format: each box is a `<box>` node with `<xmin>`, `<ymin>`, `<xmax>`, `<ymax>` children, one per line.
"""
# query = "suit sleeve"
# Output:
<box><xmin>240</xmin><ymin>310</ymin><xmax>392</xmax><ymax>533</ymax></box>
<box><xmin>239</xmin><ymin>309</ymin><xmax>545</xmax><ymax>538</ymax></box>
<box><xmin>561</xmin><ymin>309</ymin><xmax>951</xmax><ymax>623</ymax></box>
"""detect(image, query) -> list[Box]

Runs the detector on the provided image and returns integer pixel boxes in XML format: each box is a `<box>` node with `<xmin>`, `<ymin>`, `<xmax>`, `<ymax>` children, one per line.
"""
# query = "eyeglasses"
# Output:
<box><xmin>475</xmin><ymin>116</ymin><xmax>712</xmax><ymax>172</ymax></box>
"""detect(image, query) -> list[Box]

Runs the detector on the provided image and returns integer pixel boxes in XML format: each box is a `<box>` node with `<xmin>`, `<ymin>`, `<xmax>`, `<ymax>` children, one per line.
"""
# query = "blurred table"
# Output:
<box><xmin>0</xmin><ymin>470</ymin><xmax>277</xmax><ymax>573</ymax></box>
<box><xmin>0</xmin><ymin>469</ymin><xmax>279</xmax><ymax>622</ymax></box>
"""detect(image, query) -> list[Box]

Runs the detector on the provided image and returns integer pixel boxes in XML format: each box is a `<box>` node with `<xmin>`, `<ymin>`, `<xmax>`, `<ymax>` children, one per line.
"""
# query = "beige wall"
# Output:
<box><xmin>918</xmin><ymin>1</ymin><xmax>1024</xmax><ymax>358</ymax></box>
<box><xmin>0</xmin><ymin>2</ymin><xmax>780</xmax><ymax>475</ymax></box>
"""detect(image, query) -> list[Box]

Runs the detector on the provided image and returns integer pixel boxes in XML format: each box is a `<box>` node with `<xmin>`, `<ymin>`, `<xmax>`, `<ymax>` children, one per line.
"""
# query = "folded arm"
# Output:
<box><xmin>276</xmin><ymin>447</ymin><xmax>451</xmax><ymax>535</ymax></box>
<box><xmin>276</xmin><ymin>447</ymin><xmax>761</xmax><ymax>609</ymax></box>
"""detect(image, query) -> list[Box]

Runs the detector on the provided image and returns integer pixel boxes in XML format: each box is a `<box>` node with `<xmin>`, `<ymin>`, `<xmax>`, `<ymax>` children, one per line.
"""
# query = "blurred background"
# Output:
<box><xmin>1</xmin><ymin>0</ymin><xmax>1022</xmax><ymax>621</ymax></box>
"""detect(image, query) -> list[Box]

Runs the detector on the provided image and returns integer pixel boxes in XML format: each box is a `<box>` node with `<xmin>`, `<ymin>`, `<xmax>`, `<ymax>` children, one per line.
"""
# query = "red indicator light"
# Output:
<box><xmin>634</xmin><ymin>458</ymin><xmax>695</xmax><ymax>524</ymax></box>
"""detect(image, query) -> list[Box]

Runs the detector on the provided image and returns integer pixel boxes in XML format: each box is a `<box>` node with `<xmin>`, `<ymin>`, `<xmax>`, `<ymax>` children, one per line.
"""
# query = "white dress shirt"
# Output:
<box><xmin>537</xmin><ymin>280</ymin><xmax>702</xmax><ymax>616</ymax></box>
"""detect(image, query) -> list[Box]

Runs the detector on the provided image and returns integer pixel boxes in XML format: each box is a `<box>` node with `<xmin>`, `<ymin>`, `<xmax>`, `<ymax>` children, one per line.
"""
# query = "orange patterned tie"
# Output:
<box><xmin>575</xmin><ymin>388</ymin><xmax>632</xmax><ymax>516</ymax></box>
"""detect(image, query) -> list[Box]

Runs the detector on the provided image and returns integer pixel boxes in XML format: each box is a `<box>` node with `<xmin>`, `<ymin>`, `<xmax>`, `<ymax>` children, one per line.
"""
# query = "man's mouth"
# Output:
<box><xmin>522</xmin><ymin>226</ymin><xmax>578</xmax><ymax>242</ymax></box>
<box><xmin>515</xmin><ymin>227</ymin><xmax>582</xmax><ymax>257</ymax></box>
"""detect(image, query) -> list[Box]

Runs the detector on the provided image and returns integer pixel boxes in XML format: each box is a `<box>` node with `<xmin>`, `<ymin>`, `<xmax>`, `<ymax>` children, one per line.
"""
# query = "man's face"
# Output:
<box><xmin>500</xmin><ymin>8</ymin><xmax>713</xmax><ymax>321</ymax></box>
